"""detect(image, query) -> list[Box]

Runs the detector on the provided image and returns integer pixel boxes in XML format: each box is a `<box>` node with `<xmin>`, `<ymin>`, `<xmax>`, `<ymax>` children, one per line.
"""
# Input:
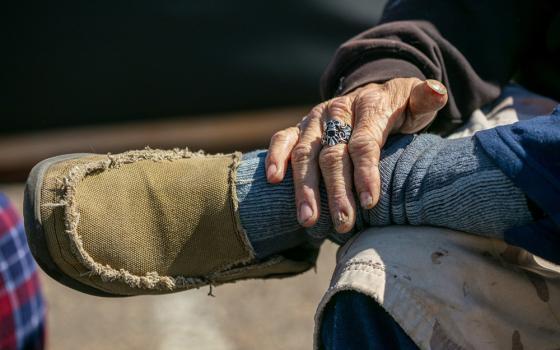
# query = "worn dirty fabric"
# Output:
<box><xmin>315</xmin><ymin>86</ymin><xmax>560</xmax><ymax>350</ymax></box>
<box><xmin>315</xmin><ymin>226</ymin><xmax>560</xmax><ymax>349</ymax></box>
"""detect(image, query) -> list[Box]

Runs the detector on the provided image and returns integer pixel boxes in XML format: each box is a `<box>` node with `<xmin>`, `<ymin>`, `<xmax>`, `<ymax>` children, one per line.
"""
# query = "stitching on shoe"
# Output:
<box><xmin>52</xmin><ymin>147</ymin><xmax>259</xmax><ymax>291</ymax></box>
<box><xmin>229</xmin><ymin>153</ymin><xmax>257</xmax><ymax>261</ymax></box>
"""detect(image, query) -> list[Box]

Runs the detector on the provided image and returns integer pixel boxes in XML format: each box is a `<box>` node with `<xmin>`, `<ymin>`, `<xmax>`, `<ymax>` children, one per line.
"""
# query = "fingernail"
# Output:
<box><xmin>298</xmin><ymin>202</ymin><xmax>313</xmax><ymax>225</ymax></box>
<box><xmin>335</xmin><ymin>210</ymin><xmax>349</xmax><ymax>230</ymax></box>
<box><xmin>360</xmin><ymin>192</ymin><xmax>373</xmax><ymax>209</ymax></box>
<box><xmin>426</xmin><ymin>80</ymin><xmax>447</xmax><ymax>95</ymax></box>
<box><xmin>267</xmin><ymin>164</ymin><xmax>277</xmax><ymax>179</ymax></box>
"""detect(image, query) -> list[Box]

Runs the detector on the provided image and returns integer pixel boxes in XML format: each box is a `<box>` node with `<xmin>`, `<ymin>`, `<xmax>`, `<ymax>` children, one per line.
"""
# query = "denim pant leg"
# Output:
<box><xmin>320</xmin><ymin>291</ymin><xmax>419</xmax><ymax>350</ymax></box>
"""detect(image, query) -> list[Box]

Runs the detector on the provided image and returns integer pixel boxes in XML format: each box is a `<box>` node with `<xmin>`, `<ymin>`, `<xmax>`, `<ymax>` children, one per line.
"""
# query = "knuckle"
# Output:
<box><xmin>349</xmin><ymin>135</ymin><xmax>381</xmax><ymax>162</ymax></box>
<box><xmin>354</xmin><ymin>97</ymin><xmax>391</xmax><ymax>123</ymax></box>
<box><xmin>291</xmin><ymin>144</ymin><xmax>314</xmax><ymax>165</ymax></box>
<box><xmin>356</xmin><ymin>89</ymin><xmax>384</xmax><ymax>105</ymax></box>
<box><xmin>301</xmin><ymin>109</ymin><xmax>323</xmax><ymax>130</ymax></box>
<box><xmin>271</xmin><ymin>127</ymin><xmax>299</xmax><ymax>148</ymax></box>
<box><xmin>319</xmin><ymin>147</ymin><xmax>343</xmax><ymax>169</ymax></box>
<box><xmin>271</xmin><ymin>130</ymin><xmax>288</xmax><ymax>143</ymax></box>
<box><xmin>308</xmin><ymin>103</ymin><xmax>327</xmax><ymax>120</ymax></box>
<box><xmin>327</xmin><ymin>97</ymin><xmax>353</xmax><ymax>117</ymax></box>
<box><xmin>384</xmin><ymin>78</ymin><xmax>418</xmax><ymax>106</ymax></box>
<box><xmin>287</xmin><ymin>126</ymin><xmax>300</xmax><ymax>134</ymax></box>
<box><xmin>310</xmin><ymin>104</ymin><xmax>324</xmax><ymax>117</ymax></box>
<box><xmin>348</xmin><ymin>135</ymin><xmax>374</xmax><ymax>156</ymax></box>
<box><xmin>330</xmin><ymin>190</ymin><xmax>350</xmax><ymax>205</ymax></box>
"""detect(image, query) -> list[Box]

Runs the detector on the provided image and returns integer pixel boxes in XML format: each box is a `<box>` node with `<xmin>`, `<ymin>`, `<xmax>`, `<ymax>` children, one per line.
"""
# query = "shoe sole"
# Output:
<box><xmin>24</xmin><ymin>154</ymin><xmax>125</xmax><ymax>297</ymax></box>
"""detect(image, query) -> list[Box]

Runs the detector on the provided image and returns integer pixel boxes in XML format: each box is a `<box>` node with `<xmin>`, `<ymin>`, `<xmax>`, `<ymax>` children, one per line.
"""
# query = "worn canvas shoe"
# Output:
<box><xmin>24</xmin><ymin>149</ymin><xmax>317</xmax><ymax>297</ymax></box>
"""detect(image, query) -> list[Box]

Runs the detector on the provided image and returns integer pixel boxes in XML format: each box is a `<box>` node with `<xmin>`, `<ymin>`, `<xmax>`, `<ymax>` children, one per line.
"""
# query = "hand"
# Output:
<box><xmin>266</xmin><ymin>77</ymin><xmax>448</xmax><ymax>233</ymax></box>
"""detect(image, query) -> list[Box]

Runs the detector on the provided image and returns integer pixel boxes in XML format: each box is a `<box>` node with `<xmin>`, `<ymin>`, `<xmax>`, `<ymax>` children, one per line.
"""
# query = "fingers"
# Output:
<box><xmin>400</xmin><ymin>79</ymin><xmax>448</xmax><ymax>133</ymax></box>
<box><xmin>348</xmin><ymin>121</ymin><xmax>382</xmax><ymax>209</ymax></box>
<box><xmin>348</xmin><ymin>88</ymin><xmax>391</xmax><ymax>209</ymax></box>
<box><xmin>291</xmin><ymin>107</ymin><xmax>324</xmax><ymax>227</ymax></box>
<box><xmin>266</xmin><ymin>126</ymin><xmax>300</xmax><ymax>183</ymax></box>
<box><xmin>282</xmin><ymin>78</ymin><xmax>447</xmax><ymax>233</ymax></box>
<box><xmin>319</xmin><ymin>97</ymin><xmax>356</xmax><ymax>233</ymax></box>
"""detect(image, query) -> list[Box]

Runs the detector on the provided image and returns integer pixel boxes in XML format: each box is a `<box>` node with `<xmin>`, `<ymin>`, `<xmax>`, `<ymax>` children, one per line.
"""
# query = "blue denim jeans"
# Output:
<box><xmin>320</xmin><ymin>291</ymin><xmax>419</xmax><ymax>350</ymax></box>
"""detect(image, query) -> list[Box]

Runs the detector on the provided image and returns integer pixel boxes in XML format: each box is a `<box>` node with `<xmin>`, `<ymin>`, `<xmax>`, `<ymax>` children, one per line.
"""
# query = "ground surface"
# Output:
<box><xmin>2</xmin><ymin>183</ymin><xmax>338</xmax><ymax>350</ymax></box>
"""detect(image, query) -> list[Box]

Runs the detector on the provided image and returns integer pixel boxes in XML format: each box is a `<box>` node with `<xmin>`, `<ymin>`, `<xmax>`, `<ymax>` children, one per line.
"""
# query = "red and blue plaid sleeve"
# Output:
<box><xmin>0</xmin><ymin>193</ymin><xmax>46</xmax><ymax>350</ymax></box>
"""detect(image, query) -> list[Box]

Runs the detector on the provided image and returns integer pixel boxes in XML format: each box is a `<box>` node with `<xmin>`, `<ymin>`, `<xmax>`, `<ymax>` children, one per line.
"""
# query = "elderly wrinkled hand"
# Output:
<box><xmin>266</xmin><ymin>77</ymin><xmax>448</xmax><ymax>233</ymax></box>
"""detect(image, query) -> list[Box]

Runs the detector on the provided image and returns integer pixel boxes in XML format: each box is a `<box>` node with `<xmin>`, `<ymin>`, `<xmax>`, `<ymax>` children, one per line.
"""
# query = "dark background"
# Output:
<box><xmin>2</xmin><ymin>0</ymin><xmax>386</xmax><ymax>133</ymax></box>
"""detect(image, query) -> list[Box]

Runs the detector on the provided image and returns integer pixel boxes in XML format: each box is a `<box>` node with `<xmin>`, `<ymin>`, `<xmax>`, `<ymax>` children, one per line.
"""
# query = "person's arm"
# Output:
<box><xmin>321</xmin><ymin>0</ymin><xmax>547</xmax><ymax>134</ymax></box>
<box><xmin>244</xmin><ymin>123</ymin><xmax>554</xmax><ymax>261</ymax></box>
<box><xmin>475</xmin><ymin>107</ymin><xmax>560</xmax><ymax>264</ymax></box>
<box><xmin>266</xmin><ymin>0</ymin><xmax>549</xmax><ymax>232</ymax></box>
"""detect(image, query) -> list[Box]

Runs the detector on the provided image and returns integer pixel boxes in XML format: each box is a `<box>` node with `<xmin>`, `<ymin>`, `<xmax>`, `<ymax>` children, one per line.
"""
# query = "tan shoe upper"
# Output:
<box><xmin>38</xmin><ymin>149</ymin><xmax>317</xmax><ymax>296</ymax></box>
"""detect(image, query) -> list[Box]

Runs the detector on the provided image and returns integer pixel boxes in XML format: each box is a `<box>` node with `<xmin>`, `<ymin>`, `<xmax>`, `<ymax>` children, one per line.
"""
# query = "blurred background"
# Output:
<box><xmin>1</xmin><ymin>1</ymin><xmax>386</xmax><ymax>349</ymax></box>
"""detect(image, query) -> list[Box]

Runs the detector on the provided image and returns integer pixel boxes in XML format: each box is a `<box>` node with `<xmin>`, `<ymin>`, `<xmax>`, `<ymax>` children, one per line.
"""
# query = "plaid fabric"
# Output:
<box><xmin>0</xmin><ymin>193</ymin><xmax>45</xmax><ymax>350</ymax></box>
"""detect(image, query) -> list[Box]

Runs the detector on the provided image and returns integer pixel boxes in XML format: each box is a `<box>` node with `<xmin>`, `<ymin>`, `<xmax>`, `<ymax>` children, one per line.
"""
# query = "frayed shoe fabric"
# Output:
<box><xmin>24</xmin><ymin>148</ymin><xmax>318</xmax><ymax>296</ymax></box>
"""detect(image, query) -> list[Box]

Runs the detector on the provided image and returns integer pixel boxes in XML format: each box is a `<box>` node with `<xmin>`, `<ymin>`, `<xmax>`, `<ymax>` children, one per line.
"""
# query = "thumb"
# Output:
<box><xmin>400</xmin><ymin>79</ymin><xmax>448</xmax><ymax>133</ymax></box>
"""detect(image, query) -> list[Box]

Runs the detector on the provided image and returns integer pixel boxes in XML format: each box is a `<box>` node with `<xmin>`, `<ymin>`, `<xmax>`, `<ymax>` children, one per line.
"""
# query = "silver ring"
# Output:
<box><xmin>321</xmin><ymin>119</ymin><xmax>352</xmax><ymax>147</ymax></box>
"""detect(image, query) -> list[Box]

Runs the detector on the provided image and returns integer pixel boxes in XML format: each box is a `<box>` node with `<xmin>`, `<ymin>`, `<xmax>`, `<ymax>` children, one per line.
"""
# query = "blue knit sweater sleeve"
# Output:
<box><xmin>475</xmin><ymin>106</ymin><xmax>560</xmax><ymax>264</ymax></box>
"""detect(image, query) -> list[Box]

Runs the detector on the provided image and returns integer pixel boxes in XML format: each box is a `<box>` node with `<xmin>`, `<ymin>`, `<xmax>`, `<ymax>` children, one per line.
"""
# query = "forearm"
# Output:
<box><xmin>237</xmin><ymin>133</ymin><xmax>533</xmax><ymax>258</ymax></box>
<box><xmin>367</xmin><ymin>134</ymin><xmax>532</xmax><ymax>236</ymax></box>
